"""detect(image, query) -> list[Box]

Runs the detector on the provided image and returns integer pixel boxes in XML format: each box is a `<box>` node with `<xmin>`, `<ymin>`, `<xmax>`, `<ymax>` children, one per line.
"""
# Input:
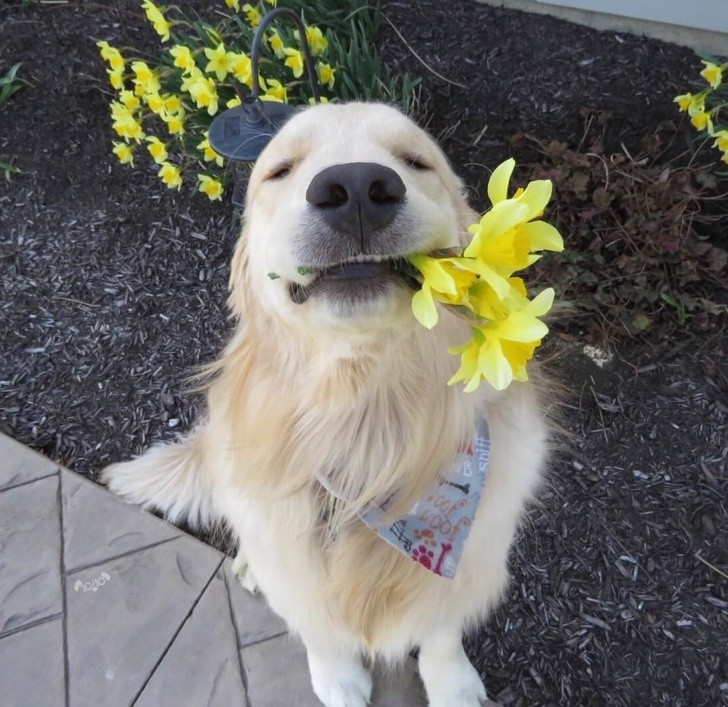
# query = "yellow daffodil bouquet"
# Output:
<box><xmin>404</xmin><ymin>158</ymin><xmax>564</xmax><ymax>392</ymax></box>
<box><xmin>675</xmin><ymin>58</ymin><xmax>728</xmax><ymax>165</ymax></box>
<box><xmin>97</xmin><ymin>0</ymin><xmax>413</xmax><ymax>199</ymax></box>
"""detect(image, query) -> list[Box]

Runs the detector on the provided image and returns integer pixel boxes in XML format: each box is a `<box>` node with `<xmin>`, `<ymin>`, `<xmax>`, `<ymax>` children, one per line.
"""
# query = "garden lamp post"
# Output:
<box><xmin>208</xmin><ymin>7</ymin><xmax>322</xmax><ymax>165</ymax></box>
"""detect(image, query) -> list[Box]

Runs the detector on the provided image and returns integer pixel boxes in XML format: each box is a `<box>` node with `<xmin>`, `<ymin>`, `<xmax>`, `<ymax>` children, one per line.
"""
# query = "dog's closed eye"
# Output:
<box><xmin>266</xmin><ymin>160</ymin><xmax>294</xmax><ymax>181</ymax></box>
<box><xmin>400</xmin><ymin>153</ymin><xmax>432</xmax><ymax>171</ymax></box>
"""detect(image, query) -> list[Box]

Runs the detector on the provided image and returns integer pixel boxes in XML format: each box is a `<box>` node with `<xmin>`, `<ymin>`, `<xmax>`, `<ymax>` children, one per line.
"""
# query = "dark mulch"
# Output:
<box><xmin>1</xmin><ymin>1</ymin><xmax>726</xmax><ymax>705</ymax></box>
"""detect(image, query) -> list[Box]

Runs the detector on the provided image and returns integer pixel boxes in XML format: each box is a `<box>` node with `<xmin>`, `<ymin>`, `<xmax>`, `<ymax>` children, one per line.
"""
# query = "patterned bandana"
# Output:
<box><xmin>319</xmin><ymin>417</ymin><xmax>491</xmax><ymax>579</ymax></box>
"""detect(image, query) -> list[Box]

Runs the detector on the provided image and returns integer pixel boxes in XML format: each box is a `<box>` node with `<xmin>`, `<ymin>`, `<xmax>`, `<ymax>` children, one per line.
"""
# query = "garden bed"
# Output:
<box><xmin>1</xmin><ymin>1</ymin><xmax>726</xmax><ymax>704</ymax></box>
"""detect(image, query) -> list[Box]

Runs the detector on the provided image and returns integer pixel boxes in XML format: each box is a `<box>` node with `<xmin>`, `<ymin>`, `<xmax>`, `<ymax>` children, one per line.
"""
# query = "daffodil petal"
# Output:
<box><xmin>487</xmin><ymin>158</ymin><xmax>515</xmax><ymax>205</ymax></box>
<box><xmin>479</xmin><ymin>339</ymin><xmax>512</xmax><ymax>391</ymax></box>
<box><xmin>517</xmin><ymin>180</ymin><xmax>552</xmax><ymax>221</ymax></box>
<box><xmin>497</xmin><ymin>313</ymin><xmax>549</xmax><ymax>342</ymax></box>
<box><xmin>464</xmin><ymin>202</ymin><xmax>527</xmax><ymax>258</ymax></box>
<box><xmin>463</xmin><ymin>371</ymin><xmax>483</xmax><ymax>393</ymax></box>
<box><xmin>411</xmin><ymin>287</ymin><xmax>439</xmax><ymax>329</ymax></box>
<box><xmin>520</xmin><ymin>220</ymin><xmax>564</xmax><ymax>252</ymax></box>
<box><xmin>462</xmin><ymin>261</ymin><xmax>512</xmax><ymax>300</ymax></box>
<box><xmin>526</xmin><ymin>287</ymin><xmax>555</xmax><ymax>318</ymax></box>
<box><xmin>479</xmin><ymin>201</ymin><xmax>530</xmax><ymax>245</ymax></box>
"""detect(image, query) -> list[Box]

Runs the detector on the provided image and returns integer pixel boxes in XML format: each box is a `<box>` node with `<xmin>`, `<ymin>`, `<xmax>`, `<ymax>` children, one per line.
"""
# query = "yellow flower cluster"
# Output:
<box><xmin>675</xmin><ymin>60</ymin><xmax>728</xmax><ymax>164</ymax></box>
<box><xmin>408</xmin><ymin>159</ymin><xmax>563</xmax><ymax>392</ymax></box>
<box><xmin>98</xmin><ymin>1</ymin><xmax>341</xmax><ymax>200</ymax></box>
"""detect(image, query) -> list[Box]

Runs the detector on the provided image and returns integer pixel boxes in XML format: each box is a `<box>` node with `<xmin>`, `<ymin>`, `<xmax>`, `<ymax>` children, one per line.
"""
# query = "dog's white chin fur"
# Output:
<box><xmin>103</xmin><ymin>103</ymin><xmax>551</xmax><ymax>707</ymax></box>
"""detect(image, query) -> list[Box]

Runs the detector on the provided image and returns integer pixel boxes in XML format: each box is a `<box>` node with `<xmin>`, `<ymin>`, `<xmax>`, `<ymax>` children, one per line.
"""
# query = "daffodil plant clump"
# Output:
<box><xmin>97</xmin><ymin>0</ymin><xmax>416</xmax><ymax>200</ymax></box>
<box><xmin>675</xmin><ymin>59</ymin><xmax>728</xmax><ymax>165</ymax></box>
<box><xmin>407</xmin><ymin>159</ymin><xmax>563</xmax><ymax>393</ymax></box>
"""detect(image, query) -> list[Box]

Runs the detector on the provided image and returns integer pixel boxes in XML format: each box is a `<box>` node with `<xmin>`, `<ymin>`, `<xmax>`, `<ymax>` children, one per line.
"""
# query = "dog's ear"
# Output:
<box><xmin>451</xmin><ymin>177</ymin><xmax>480</xmax><ymax>247</ymax></box>
<box><xmin>227</xmin><ymin>222</ymin><xmax>251</xmax><ymax>319</ymax></box>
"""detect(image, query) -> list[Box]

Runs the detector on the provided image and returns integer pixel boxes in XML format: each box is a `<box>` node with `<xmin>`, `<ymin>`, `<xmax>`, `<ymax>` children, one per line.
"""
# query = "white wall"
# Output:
<box><xmin>537</xmin><ymin>0</ymin><xmax>728</xmax><ymax>35</ymax></box>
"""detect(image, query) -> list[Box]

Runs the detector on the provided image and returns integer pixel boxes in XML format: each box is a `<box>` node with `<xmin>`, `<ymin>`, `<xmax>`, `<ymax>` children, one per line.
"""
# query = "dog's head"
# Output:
<box><xmin>235</xmin><ymin>102</ymin><xmax>476</xmax><ymax>339</ymax></box>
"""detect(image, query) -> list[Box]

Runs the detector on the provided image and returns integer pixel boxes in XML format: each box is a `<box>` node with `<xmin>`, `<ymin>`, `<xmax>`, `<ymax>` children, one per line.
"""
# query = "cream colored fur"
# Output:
<box><xmin>103</xmin><ymin>103</ymin><xmax>550</xmax><ymax>707</ymax></box>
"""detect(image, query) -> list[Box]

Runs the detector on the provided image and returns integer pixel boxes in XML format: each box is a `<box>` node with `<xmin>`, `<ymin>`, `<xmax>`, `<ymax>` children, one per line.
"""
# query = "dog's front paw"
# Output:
<box><xmin>419</xmin><ymin>644</ymin><xmax>488</xmax><ymax>707</ymax></box>
<box><xmin>231</xmin><ymin>550</ymin><xmax>259</xmax><ymax>594</ymax></box>
<box><xmin>308</xmin><ymin>651</ymin><xmax>372</xmax><ymax>707</ymax></box>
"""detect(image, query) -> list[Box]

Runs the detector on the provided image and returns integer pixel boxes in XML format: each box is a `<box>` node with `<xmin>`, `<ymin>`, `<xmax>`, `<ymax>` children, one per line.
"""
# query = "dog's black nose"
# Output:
<box><xmin>306</xmin><ymin>162</ymin><xmax>406</xmax><ymax>243</ymax></box>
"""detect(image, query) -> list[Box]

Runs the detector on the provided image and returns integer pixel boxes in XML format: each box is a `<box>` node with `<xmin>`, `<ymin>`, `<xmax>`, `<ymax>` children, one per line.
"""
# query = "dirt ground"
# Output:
<box><xmin>1</xmin><ymin>1</ymin><xmax>726</xmax><ymax>705</ymax></box>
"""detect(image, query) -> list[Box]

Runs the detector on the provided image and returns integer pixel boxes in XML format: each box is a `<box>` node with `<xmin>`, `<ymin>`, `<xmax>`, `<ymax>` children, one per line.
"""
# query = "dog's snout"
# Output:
<box><xmin>306</xmin><ymin>162</ymin><xmax>406</xmax><ymax>242</ymax></box>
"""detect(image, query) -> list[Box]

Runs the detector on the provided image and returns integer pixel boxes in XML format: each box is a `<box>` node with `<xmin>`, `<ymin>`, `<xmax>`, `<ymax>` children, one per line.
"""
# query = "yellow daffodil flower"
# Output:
<box><xmin>224</xmin><ymin>0</ymin><xmax>240</xmax><ymax>10</ymax></box>
<box><xmin>204</xmin><ymin>42</ymin><xmax>233</xmax><ymax>82</ymax></box>
<box><xmin>713</xmin><ymin>130</ymin><xmax>728</xmax><ymax>153</ymax></box>
<box><xmin>228</xmin><ymin>52</ymin><xmax>252</xmax><ymax>87</ymax></box>
<box><xmin>700</xmin><ymin>61</ymin><xmax>723</xmax><ymax>89</ymax></box>
<box><xmin>165</xmin><ymin>115</ymin><xmax>185</xmax><ymax>135</ymax></box>
<box><xmin>308</xmin><ymin>96</ymin><xmax>330</xmax><ymax>106</ymax></box>
<box><xmin>283</xmin><ymin>47</ymin><xmax>304</xmax><ymax>78</ymax></box>
<box><xmin>112</xmin><ymin>141</ymin><xmax>134</xmax><ymax>166</ymax></box>
<box><xmin>197</xmin><ymin>136</ymin><xmax>224</xmax><ymax>167</ymax></box>
<box><xmin>180</xmin><ymin>67</ymin><xmax>203</xmax><ymax>93</ymax></box>
<box><xmin>170</xmin><ymin>45</ymin><xmax>196</xmax><ymax>74</ymax></box>
<box><xmin>466</xmin><ymin>277</ymin><xmax>526</xmax><ymax>321</ymax></box>
<box><xmin>260</xmin><ymin>78</ymin><xmax>287</xmax><ymax>103</ymax></box>
<box><xmin>119</xmin><ymin>90</ymin><xmax>140</xmax><ymax>112</ymax></box>
<box><xmin>131</xmin><ymin>61</ymin><xmax>161</xmax><ymax>96</ymax></box>
<box><xmin>142</xmin><ymin>0</ymin><xmax>171</xmax><ymax>42</ymax></box>
<box><xmin>406</xmin><ymin>159</ymin><xmax>562</xmax><ymax>392</ymax></box>
<box><xmin>448</xmin><ymin>288</ymin><xmax>554</xmax><ymax>392</ymax></box>
<box><xmin>673</xmin><ymin>93</ymin><xmax>693</xmax><ymax>113</ymax></box>
<box><xmin>690</xmin><ymin>110</ymin><xmax>713</xmax><ymax>133</ymax></box>
<box><xmin>163</xmin><ymin>94</ymin><xmax>183</xmax><ymax>115</ymax></box>
<box><xmin>198</xmin><ymin>174</ymin><xmax>224</xmax><ymax>200</ymax></box>
<box><xmin>144</xmin><ymin>91</ymin><xmax>166</xmax><ymax>116</ymax></box>
<box><xmin>317</xmin><ymin>62</ymin><xmax>335</xmax><ymax>90</ymax></box>
<box><xmin>97</xmin><ymin>41</ymin><xmax>124</xmax><ymax>71</ymax></box>
<box><xmin>242</xmin><ymin>3</ymin><xmax>262</xmax><ymax>28</ymax></box>
<box><xmin>686</xmin><ymin>93</ymin><xmax>706</xmax><ymax>117</ymax></box>
<box><xmin>227</xmin><ymin>96</ymin><xmax>242</xmax><ymax>108</ymax></box>
<box><xmin>408</xmin><ymin>255</ymin><xmax>478</xmax><ymax>329</ymax></box>
<box><xmin>305</xmin><ymin>26</ymin><xmax>328</xmax><ymax>55</ymax></box>
<box><xmin>145</xmin><ymin>136</ymin><xmax>168</xmax><ymax>164</ymax></box>
<box><xmin>186</xmin><ymin>73</ymin><xmax>219</xmax><ymax>115</ymax></box>
<box><xmin>462</xmin><ymin>158</ymin><xmax>563</xmax><ymax>298</ymax></box>
<box><xmin>267</xmin><ymin>31</ymin><xmax>285</xmax><ymax>58</ymax></box>
<box><xmin>158</xmin><ymin>161</ymin><xmax>182</xmax><ymax>189</ymax></box>
<box><xmin>108</xmin><ymin>69</ymin><xmax>124</xmax><ymax>90</ymax></box>
<box><xmin>110</xmin><ymin>102</ymin><xmax>144</xmax><ymax>141</ymax></box>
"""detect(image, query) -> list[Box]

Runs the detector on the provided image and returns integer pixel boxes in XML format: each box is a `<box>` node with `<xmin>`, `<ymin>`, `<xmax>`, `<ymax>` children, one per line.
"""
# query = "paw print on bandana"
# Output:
<box><xmin>412</xmin><ymin>544</ymin><xmax>435</xmax><ymax>569</ymax></box>
<box><xmin>414</xmin><ymin>528</ymin><xmax>437</xmax><ymax>548</ymax></box>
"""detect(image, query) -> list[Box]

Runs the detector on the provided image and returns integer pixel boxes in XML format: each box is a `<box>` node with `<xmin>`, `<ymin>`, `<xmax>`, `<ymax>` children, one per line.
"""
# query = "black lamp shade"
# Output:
<box><xmin>208</xmin><ymin>100</ymin><xmax>298</xmax><ymax>162</ymax></box>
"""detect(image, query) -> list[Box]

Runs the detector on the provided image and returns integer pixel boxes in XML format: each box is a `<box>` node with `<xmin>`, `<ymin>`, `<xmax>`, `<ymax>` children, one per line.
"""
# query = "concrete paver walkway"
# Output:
<box><xmin>0</xmin><ymin>433</ymin><xmax>426</xmax><ymax>706</ymax></box>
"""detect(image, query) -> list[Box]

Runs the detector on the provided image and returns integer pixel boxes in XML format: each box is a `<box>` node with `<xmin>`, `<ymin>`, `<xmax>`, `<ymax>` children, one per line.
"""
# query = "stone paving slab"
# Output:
<box><xmin>0</xmin><ymin>432</ymin><xmax>427</xmax><ymax>706</ymax></box>
<box><xmin>66</xmin><ymin>536</ymin><xmax>224</xmax><ymax>706</ymax></box>
<box><xmin>136</xmin><ymin>566</ymin><xmax>246</xmax><ymax>706</ymax></box>
<box><xmin>0</xmin><ymin>433</ymin><xmax>58</xmax><ymax>491</ymax></box>
<box><xmin>61</xmin><ymin>468</ymin><xmax>181</xmax><ymax>572</ymax></box>
<box><xmin>0</xmin><ymin>617</ymin><xmax>65</xmax><ymax>707</ymax></box>
<box><xmin>242</xmin><ymin>632</ymin><xmax>323</xmax><ymax>707</ymax></box>
<box><xmin>223</xmin><ymin>558</ymin><xmax>288</xmax><ymax>647</ymax></box>
<box><xmin>0</xmin><ymin>474</ymin><xmax>62</xmax><ymax>635</ymax></box>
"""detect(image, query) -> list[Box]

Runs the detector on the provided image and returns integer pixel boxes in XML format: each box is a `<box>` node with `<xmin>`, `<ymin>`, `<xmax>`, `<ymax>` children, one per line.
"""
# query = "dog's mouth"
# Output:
<box><xmin>289</xmin><ymin>254</ymin><xmax>421</xmax><ymax>305</ymax></box>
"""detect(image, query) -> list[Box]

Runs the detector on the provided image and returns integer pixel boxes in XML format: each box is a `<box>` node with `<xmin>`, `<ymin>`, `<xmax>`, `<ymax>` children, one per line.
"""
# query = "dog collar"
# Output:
<box><xmin>319</xmin><ymin>416</ymin><xmax>491</xmax><ymax>579</ymax></box>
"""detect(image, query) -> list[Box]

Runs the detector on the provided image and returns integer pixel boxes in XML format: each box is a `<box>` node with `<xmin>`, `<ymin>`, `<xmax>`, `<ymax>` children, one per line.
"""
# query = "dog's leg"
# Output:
<box><xmin>102</xmin><ymin>428</ymin><xmax>214</xmax><ymax>528</ymax></box>
<box><xmin>418</xmin><ymin>627</ymin><xmax>487</xmax><ymax>707</ymax></box>
<box><xmin>306</xmin><ymin>644</ymin><xmax>372</xmax><ymax>707</ymax></box>
<box><xmin>231</xmin><ymin>546</ymin><xmax>259</xmax><ymax>594</ymax></box>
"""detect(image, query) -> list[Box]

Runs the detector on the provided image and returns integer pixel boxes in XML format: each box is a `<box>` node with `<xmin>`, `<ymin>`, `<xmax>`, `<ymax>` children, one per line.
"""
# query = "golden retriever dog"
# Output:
<box><xmin>103</xmin><ymin>102</ymin><xmax>550</xmax><ymax>707</ymax></box>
